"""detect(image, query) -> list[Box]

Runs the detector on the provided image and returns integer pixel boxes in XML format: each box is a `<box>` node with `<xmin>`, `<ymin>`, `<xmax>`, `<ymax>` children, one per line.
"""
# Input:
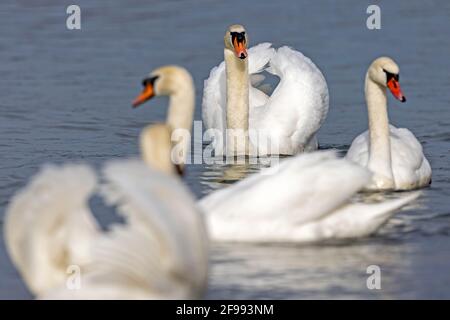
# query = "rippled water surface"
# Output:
<box><xmin>0</xmin><ymin>0</ymin><xmax>449</xmax><ymax>299</ymax></box>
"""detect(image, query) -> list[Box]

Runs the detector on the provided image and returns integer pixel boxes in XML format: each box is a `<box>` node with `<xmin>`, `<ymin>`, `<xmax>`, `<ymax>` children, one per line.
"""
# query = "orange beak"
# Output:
<box><xmin>233</xmin><ymin>38</ymin><xmax>247</xmax><ymax>59</ymax></box>
<box><xmin>132</xmin><ymin>84</ymin><xmax>154</xmax><ymax>108</ymax></box>
<box><xmin>387</xmin><ymin>78</ymin><xmax>406</xmax><ymax>102</ymax></box>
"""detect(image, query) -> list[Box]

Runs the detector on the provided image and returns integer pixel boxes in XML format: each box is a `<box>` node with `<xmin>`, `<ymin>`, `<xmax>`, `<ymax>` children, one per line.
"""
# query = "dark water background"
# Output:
<box><xmin>0</xmin><ymin>0</ymin><xmax>449</xmax><ymax>299</ymax></box>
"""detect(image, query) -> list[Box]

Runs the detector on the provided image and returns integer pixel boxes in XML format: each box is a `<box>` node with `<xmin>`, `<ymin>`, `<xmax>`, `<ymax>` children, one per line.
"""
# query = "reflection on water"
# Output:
<box><xmin>201</xmin><ymin>162</ymin><xmax>256</xmax><ymax>192</ymax></box>
<box><xmin>207</xmin><ymin>231</ymin><xmax>450</xmax><ymax>299</ymax></box>
<box><xmin>198</xmin><ymin>156</ymin><xmax>279</xmax><ymax>194</ymax></box>
<box><xmin>208</xmin><ymin>240</ymin><xmax>415</xmax><ymax>299</ymax></box>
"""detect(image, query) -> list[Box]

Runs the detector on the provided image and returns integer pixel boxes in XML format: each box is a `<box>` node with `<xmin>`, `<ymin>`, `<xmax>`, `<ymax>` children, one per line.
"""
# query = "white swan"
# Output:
<box><xmin>199</xmin><ymin>151</ymin><xmax>420</xmax><ymax>243</ymax></box>
<box><xmin>4</xmin><ymin>66</ymin><xmax>208</xmax><ymax>299</ymax></box>
<box><xmin>346</xmin><ymin>57</ymin><xmax>432</xmax><ymax>191</ymax></box>
<box><xmin>131</xmin><ymin>65</ymin><xmax>420</xmax><ymax>244</ymax></box>
<box><xmin>202</xmin><ymin>24</ymin><xmax>329</xmax><ymax>156</ymax></box>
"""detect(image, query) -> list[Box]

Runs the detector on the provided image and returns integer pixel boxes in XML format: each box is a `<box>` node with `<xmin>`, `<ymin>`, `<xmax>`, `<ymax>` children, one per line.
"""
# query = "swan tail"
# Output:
<box><xmin>3</xmin><ymin>163</ymin><xmax>99</xmax><ymax>295</ymax></box>
<box><xmin>316</xmin><ymin>191</ymin><xmax>421</xmax><ymax>240</ymax></box>
<box><xmin>99</xmin><ymin>159</ymin><xmax>208</xmax><ymax>298</ymax></box>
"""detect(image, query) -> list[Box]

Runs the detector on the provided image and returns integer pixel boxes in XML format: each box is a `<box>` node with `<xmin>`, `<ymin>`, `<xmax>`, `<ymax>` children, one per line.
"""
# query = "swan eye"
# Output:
<box><xmin>383</xmin><ymin>69</ymin><xmax>399</xmax><ymax>83</ymax></box>
<box><xmin>142</xmin><ymin>75</ymin><xmax>159</xmax><ymax>87</ymax></box>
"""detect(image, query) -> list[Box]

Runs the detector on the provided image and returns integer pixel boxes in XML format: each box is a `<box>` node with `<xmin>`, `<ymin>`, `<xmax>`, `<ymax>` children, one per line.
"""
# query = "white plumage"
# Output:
<box><xmin>4</xmin><ymin>164</ymin><xmax>99</xmax><ymax>296</ymax></box>
<box><xmin>347</xmin><ymin>125</ymin><xmax>432</xmax><ymax>190</ymax></box>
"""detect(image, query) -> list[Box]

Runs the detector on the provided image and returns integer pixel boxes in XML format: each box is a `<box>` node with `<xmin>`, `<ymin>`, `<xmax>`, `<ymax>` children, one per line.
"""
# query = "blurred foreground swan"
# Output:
<box><xmin>202</xmin><ymin>24</ymin><xmax>329</xmax><ymax>155</ymax></box>
<box><xmin>4</xmin><ymin>66</ymin><xmax>208</xmax><ymax>299</ymax></box>
<box><xmin>346</xmin><ymin>57</ymin><xmax>432</xmax><ymax>191</ymax></box>
<box><xmin>132</xmin><ymin>65</ymin><xmax>421</xmax><ymax>243</ymax></box>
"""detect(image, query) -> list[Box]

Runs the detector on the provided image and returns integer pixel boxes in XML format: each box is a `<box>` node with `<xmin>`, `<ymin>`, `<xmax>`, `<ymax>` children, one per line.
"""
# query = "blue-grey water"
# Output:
<box><xmin>0</xmin><ymin>0</ymin><xmax>449</xmax><ymax>299</ymax></box>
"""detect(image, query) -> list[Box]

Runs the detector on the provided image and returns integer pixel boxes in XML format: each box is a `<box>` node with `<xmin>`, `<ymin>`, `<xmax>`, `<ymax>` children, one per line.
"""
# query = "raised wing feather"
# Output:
<box><xmin>95</xmin><ymin>159</ymin><xmax>208</xmax><ymax>299</ymax></box>
<box><xmin>3</xmin><ymin>164</ymin><xmax>99</xmax><ymax>296</ymax></box>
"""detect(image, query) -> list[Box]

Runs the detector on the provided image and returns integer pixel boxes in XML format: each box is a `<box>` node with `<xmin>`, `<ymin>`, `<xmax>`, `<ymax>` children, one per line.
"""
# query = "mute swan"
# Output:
<box><xmin>133</xmin><ymin>65</ymin><xmax>195</xmax><ymax>174</ymax></box>
<box><xmin>202</xmin><ymin>24</ymin><xmax>329</xmax><ymax>156</ymax></box>
<box><xmin>346</xmin><ymin>57</ymin><xmax>432</xmax><ymax>191</ymax></box>
<box><xmin>198</xmin><ymin>151</ymin><xmax>420</xmax><ymax>243</ymax></box>
<box><xmin>4</xmin><ymin>66</ymin><xmax>208</xmax><ymax>299</ymax></box>
<box><xmin>131</xmin><ymin>65</ymin><xmax>420</xmax><ymax>244</ymax></box>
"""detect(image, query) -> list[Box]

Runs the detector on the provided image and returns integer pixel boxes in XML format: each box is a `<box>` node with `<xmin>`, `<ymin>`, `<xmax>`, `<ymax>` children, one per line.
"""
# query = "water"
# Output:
<box><xmin>0</xmin><ymin>0</ymin><xmax>449</xmax><ymax>299</ymax></box>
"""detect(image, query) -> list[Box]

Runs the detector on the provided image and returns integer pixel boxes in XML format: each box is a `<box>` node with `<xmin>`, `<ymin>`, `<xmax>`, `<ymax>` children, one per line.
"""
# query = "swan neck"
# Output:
<box><xmin>165</xmin><ymin>77</ymin><xmax>195</xmax><ymax>167</ymax></box>
<box><xmin>140</xmin><ymin>125</ymin><xmax>175</xmax><ymax>176</ymax></box>
<box><xmin>365</xmin><ymin>73</ymin><xmax>393</xmax><ymax>180</ymax></box>
<box><xmin>166</xmin><ymin>80</ymin><xmax>195</xmax><ymax>132</ymax></box>
<box><xmin>225</xmin><ymin>48</ymin><xmax>249</xmax><ymax>154</ymax></box>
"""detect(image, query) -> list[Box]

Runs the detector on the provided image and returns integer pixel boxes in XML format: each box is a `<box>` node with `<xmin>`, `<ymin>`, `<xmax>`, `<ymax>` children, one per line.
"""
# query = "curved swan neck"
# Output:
<box><xmin>140</xmin><ymin>124</ymin><xmax>176</xmax><ymax>175</ymax></box>
<box><xmin>140</xmin><ymin>70</ymin><xmax>195</xmax><ymax>175</ymax></box>
<box><xmin>166</xmin><ymin>76</ymin><xmax>195</xmax><ymax>169</ymax></box>
<box><xmin>166</xmin><ymin>77</ymin><xmax>195</xmax><ymax>133</ymax></box>
<box><xmin>365</xmin><ymin>73</ymin><xmax>394</xmax><ymax>181</ymax></box>
<box><xmin>225</xmin><ymin>48</ymin><xmax>249</xmax><ymax>154</ymax></box>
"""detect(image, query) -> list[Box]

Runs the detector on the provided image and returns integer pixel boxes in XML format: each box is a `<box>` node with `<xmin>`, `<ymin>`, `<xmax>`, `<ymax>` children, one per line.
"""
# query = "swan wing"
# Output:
<box><xmin>202</xmin><ymin>61</ymin><xmax>226</xmax><ymax>131</ymax></box>
<box><xmin>248</xmin><ymin>42</ymin><xmax>275</xmax><ymax>74</ymax></box>
<box><xmin>202</xmin><ymin>43</ymin><xmax>276</xmax><ymax>130</ymax></box>
<box><xmin>346</xmin><ymin>126</ymin><xmax>432</xmax><ymax>189</ymax></box>
<box><xmin>200</xmin><ymin>151</ymin><xmax>371</xmax><ymax>242</ymax></box>
<box><xmin>389</xmin><ymin>126</ymin><xmax>432</xmax><ymax>188</ymax></box>
<box><xmin>346</xmin><ymin>130</ymin><xmax>370</xmax><ymax>166</ymax></box>
<box><xmin>91</xmin><ymin>159</ymin><xmax>208</xmax><ymax>299</ymax></box>
<box><xmin>250</xmin><ymin>46</ymin><xmax>329</xmax><ymax>153</ymax></box>
<box><xmin>248</xmin><ymin>43</ymin><xmax>276</xmax><ymax>108</ymax></box>
<box><xmin>3</xmin><ymin>164</ymin><xmax>99</xmax><ymax>296</ymax></box>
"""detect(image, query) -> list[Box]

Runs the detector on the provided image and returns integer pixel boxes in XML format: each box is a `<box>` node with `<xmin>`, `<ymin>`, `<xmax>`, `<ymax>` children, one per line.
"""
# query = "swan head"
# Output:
<box><xmin>139</xmin><ymin>124</ymin><xmax>184</xmax><ymax>176</ymax></box>
<box><xmin>367</xmin><ymin>57</ymin><xmax>406</xmax><ymax>102</ymax></box>
<box><xmin>224</xmin><ymin>24</ymin><xmax>248</xmax><ymax>60</ymax></box>
<box><xmin>132</xmin><ymin>65</ymin><xmax>193</xmax><ymax>108</ymax></box>
<box><xmin>132</xmin><ymin>65</ymin><xmax>193</xmax><ymax>176</ymax></box>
